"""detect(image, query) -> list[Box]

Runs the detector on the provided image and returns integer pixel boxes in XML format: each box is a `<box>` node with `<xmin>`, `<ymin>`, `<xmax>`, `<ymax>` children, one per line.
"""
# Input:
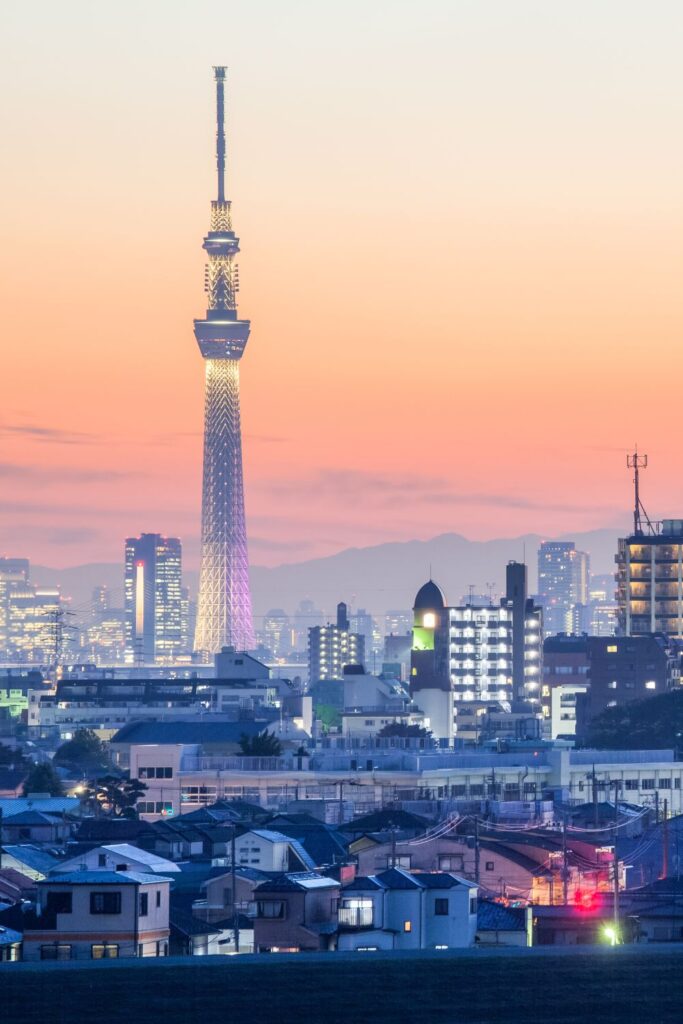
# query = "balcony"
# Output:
<box><xmin>338</xmin><ymin>906</ymin><xmax>374</xmax><ymax>929</ymax></box>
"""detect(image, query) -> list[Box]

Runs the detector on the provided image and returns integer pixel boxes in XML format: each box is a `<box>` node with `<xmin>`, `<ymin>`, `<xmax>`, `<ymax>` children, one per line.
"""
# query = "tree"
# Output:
<box><xmin>238</xmin><ymin>730</ymin><xmax>282</xmax><ymax>757</ymax></box>
<box><xmin>54</xmin><ymin>729</ymin><xmax>110</xmax><ymax>772</ymax></box>
<box><xmin>583</xmin><ymin>690</ymin><xmax>683</xmax><ymax>750</ymax></box>
<box><xmin>81</xmin><ymin>774</ymin><xmax>147</xmax><ymax>817</ymax></box>
<box><xmin>22</xmin><ymin>761</ymin><xmax>64</xmax><ymax>797</ymax></box>
<box><xmin>0</xmin><ymin>743</ymin><xmax>29</xmax><ymax>769</ymax></box>
<box><xmin>377</xmin><ymin>722</ymin><xmax>431</xmax><ymax>739</ymax></box>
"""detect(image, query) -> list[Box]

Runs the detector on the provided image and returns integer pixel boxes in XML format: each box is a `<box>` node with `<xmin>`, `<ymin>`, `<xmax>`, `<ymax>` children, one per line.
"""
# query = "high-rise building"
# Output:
<box><xmin>193</xmin><ymin>67</ymin><xmax>254</xmax><ymax>656</ymax></box>
<box><xmin>308</xmin><ymin>603</ymin><xmax>365</xmax><ymax>682</ymax></box>
<box><xmin>7</xmin><ymin>586</ymin><xmax>63</xmax><ymax>665</ymax></box>
<box><xmin>262</xmin><ymin>609</ymin><xmax>292</xmax><ymax>660</ymax></box>
<box><xmin>616</xmin><ymin>519</ymin><xmax>683</xmax><ymax>637</ymax></box>
<box><xmin>503</xmin><ymin>561</ymin><xmax>543</xmax><ymax>704</ymax></box>
<box><xmin>537</xmin><ymin>541</ymin><xmax>590</xmax><ymax>636</ymax></box>
<box><xmin>0</xmin><ymin>558</ymin><xmax>30</xmax><ymax>660</ymax></box>
<box><xmin>124</xmin><ymin>534</ymin><xmax>182</xmax><ymax>665</ymax></box>
<box><xmin>409</xmin><ymin>573</ymin><xmax>543</xmax><ymax>741</ymax></box>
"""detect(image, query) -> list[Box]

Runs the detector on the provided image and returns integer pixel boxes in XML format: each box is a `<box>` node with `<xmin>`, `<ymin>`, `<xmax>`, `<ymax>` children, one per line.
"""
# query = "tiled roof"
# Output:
<box><xmin>1</xmin><ymin>845</ymin><xmax>61</xmax><ymax>876</ymax></box>
<box><xmin>111</xmin><ymin>719</ymin><xmax>277</xmax><ymax>746</ymax></box>
<box><xmin>254</xmin><ymin>872</ymin><xmax>340</xmax><ymax>893</ymax></box>
<box><xmin>477</xmin><ymin>900</ymin><xmax>527</xmax><ymax>931</ymax></box>
<box><xmin>40</xmin><ymin>871</ymin><xmax>174</xmax><ymax>885</ymax></box>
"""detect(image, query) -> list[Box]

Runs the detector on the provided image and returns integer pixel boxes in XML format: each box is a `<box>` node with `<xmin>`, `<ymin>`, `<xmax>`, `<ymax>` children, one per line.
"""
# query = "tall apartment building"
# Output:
<box><xmin>307</xmin><ymin>602</ymin><xmax>365</xmax><ymax>682</ymax></box>
<box><xmin>537</xmin><ymin>541</ymin><xmax>590</xmax><ymax>636</ymax></box>
<box><xmin>616</xmin><ymin>519</ymin><xmax>683</xmax><ymax>637</ymax></box>
<box><xmin>410</xmin><ymin>569</ymin><xmax>542</xmax><ymax>741</ymax></box>
<box><xmin>124</xmin><ymin>534</ymin><xmax>183</xmax><ymax>665</ymax></box>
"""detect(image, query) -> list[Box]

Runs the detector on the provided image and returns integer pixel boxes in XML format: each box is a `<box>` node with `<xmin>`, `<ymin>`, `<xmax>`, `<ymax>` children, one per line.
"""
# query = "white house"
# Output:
<box><xmin>337</xmin><ymin>868</ymin><xmax>477</xmax><ymax>951</ymax></box>
<box><xmin>216</xmin><ymin>830</ymin><xmax>316</xmax><ymax>873</ymax></box>
<box><xmin>52</xmin><ymin>843</ymin><xmax>181</xmax><ymax>876</ymax></box>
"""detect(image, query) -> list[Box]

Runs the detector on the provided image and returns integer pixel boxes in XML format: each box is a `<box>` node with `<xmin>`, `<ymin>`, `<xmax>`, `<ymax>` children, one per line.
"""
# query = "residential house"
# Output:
<box><xmin>193</xmin><ymin>865</ymin><xmax>269</xmax><ymax>925</ymax></box>
<box><xmin>253</xmin><ymin>872</ymin><xmax>341</xmax><ymax>952</ymax></box>
<box><xmin>22</xmin><ymin>871</ymin><xmax>172</xmax><ymax>960</ymax></box>
<box><xmin>0</xmin><ymin>845</ymin><xmax>61</xmax><ymax>881</ymax></box>
<box><xmin>52</xmin><ymin>843</ymin><xmax>180</xmax><ymax>877</ymax></box>
<box><xmin>476</xmin><ymin>899</ymin><xmax>532</xmax><ymax>946</ymax></box>
<box><xmin>0</xmin><ymin>924</ymin><xmax>22</xmax><ymax>962</ymax></box>
<box><xmin>1</xmin><ymin>811</ymin><xmax>72</xmax><ymax>846</ymax></box>
<box><xmin>337</xmin><ymin>869</ymin><xmax>477</xmax><ymax>951</ymax></box>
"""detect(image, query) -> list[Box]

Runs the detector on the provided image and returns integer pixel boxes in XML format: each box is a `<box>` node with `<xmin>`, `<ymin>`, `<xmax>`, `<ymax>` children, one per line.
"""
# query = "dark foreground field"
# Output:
<box><xmin>4</xmin><ymin>946</ymin><xmax>683</xmax><ymax>1024</ymax></box>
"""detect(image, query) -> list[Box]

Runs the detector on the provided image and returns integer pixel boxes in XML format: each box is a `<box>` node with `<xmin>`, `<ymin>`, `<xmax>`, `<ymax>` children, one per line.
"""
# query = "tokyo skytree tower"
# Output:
<box><xmin>193</xmin><ymin>67</ymin><xmax>254</xmax><ymax>655</ymax></box>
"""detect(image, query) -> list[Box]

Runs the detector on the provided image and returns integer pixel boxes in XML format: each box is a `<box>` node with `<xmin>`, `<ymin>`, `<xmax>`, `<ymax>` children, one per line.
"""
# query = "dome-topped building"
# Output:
<box><xmin>413</xmin><ymin>580</ymin><xmax>447</xmax><ymax>611</ymax></box>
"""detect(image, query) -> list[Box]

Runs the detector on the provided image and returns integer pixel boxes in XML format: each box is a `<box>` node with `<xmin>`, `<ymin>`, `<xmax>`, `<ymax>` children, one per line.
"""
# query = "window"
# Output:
<box><xmin>607</xmin><ymin>645</ymin><xmax>618</xmax><ymax>653</ymax></box>
<box><xmin>46</xmin><ymin>892</ymin><xmax>72</xmax><ymax>915</ymax></box>
<box><xmin>434</xmin><ymin>898</ymin><xmax>449</xmax><ymax>916</ymax></box>
<box><xmin>98</xmin><ymin>854</ymin><xmax>107</xmax><ymax>867</ymax></box>
<box><xmin>641</xmin><ymin>779</ymin><xmax>655</xmax><ymax>790</ymax></box>
<box><xmin>438</xmin><ymin>855</ymin><xmax>463</xmax><ymax>872</ymax></box>
<box><xmin>485</xmin><ymin>861</ymin><xmax>495</xmax><ymax>872</ymax></box>
<box><xmin>257</xmin><ymin>901</ymin><xmax>285</xmax><ymax>918</ymax></box>
<box><xmin>624</xmin><ymin>779</ymin><xmax>639</xmax><ymax>791</ymax></box>
<box><xmin>608</xmin><ymin>681</ymin><xmax>617</xmax><ymax>690</ymax></box>
<box><xmin>139</xmin><ymin>892</ymin><xmax>149</xmax><ymax>917</ymax></box>
<box><xmin>40</xmin><ymin>944</ymin><xmax>71</xmax><ymax>961</ymax></box>
<box><xmin>676</xmin><ymin>778</ymin><xmax>681</xmax><ymax>790</ymax></box>
<box><xmin>156</xmin><ymin>890</ymin><xmax>161</xmax><ymax>908</ymax></box>
<box><xmin>469</xmin><ymin>896</ymin><xmax>477</xmax><ymax>915</ymax></box>
<box><xmin>403</xmin><ymin>920</ymin><xmax>412</xmax><ymax>932</ymax></box>
<box><xmin>91</xmin><ymin>944</ymin><xmax>118</xmax><ymax>959</ymax></box>
<box><xmin>645</xmin><ymin>681</ymin><xmax>657</xmax><ymax>691</ymax></box>
<box><xmin>90</xmin><ymin>891</ymin><xmax>122</xmax><ymax>915</ymax></box>
<box><xmin>658</xmin><ymin>779</ymin><xmax>671</xmax><ymax>790</ymax></box>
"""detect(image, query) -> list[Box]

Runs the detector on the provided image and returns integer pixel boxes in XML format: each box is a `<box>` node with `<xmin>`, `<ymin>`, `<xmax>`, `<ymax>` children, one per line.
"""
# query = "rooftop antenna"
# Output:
<box><xmin>626</xmin><ymin>447</ymin><xmax>653</xmax><ymax>536</ymax></box>
<box><xmin>213</xmin><ymin>66</ymin><xmax>227</xmax><ymax>203</ymax></box>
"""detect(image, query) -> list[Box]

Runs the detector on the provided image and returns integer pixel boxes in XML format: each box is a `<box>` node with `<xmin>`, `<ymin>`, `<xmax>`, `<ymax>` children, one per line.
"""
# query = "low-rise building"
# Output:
<box><xmin>253</xmin><ymin>872</ymin><xmax>341</xmax><ymax>952</ymax></box>
<box><xmin>22</xmin><ymin>871</ymin><xmax>172</xmax><ymax>961</ymax></box>
<box><xmin>337</xmin><ymin>868</ymin><xmax>477</xmax><ymax>951</ymax></box>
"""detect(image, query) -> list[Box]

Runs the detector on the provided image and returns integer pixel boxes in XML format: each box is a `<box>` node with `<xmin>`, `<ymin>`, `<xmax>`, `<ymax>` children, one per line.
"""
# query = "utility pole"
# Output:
<box><xmin>562</xmin><ymin>812</ymin><xmax>569</xmax><ymax>904</ymax></box>
<box><xmin>474</xmin><ymin>816</ymin><xmax>480</xmax><ymax>884</ymax></box>
<box><xmin>231</xmin><ymin>826</ymin><xmax>239</xmax><ymax>953</ymax></box>
<box><xmin>661</xmin><ymin>799</ymin><xmax>669</xmax><ymax>881</ymax></box>
<box><xmin>390</xmin><ymin>826</ymin><xmax>397</xmax><ymax>870</ymax></box>
<box><xmin>589</xmin><ymin>766</ymin><xmax>599</xmax><ymax>829</ymax></box>
<box><xmin>613</xmin><ymin>835</ymin><xmax>620</xmax><ymax>942</ymax></box>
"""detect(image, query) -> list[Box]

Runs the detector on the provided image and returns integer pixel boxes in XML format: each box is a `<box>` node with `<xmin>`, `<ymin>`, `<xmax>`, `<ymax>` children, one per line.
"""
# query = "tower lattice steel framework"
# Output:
<box><xmin>193</xmin><ymin>67</ymin><xmax>254</xmax><ymax>655</ymax></box>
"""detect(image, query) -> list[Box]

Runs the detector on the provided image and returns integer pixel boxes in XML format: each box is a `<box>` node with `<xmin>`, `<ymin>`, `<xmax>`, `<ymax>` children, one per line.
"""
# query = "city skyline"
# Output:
<box><xmin>3</xmin><ymin>2</ymin><xmax>683</xmax><ymax>570</ymax></box>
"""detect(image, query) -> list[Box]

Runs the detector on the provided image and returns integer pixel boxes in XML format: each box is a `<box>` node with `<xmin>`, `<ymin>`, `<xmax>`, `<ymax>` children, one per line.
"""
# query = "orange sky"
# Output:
<box><xmin>1</xmin><ymin>1</ymin><xmax>683</xmax><ymax>569</ymax></box>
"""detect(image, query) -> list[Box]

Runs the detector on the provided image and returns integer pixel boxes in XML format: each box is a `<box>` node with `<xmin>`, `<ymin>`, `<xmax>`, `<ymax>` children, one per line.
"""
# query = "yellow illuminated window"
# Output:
<box><xmin>403</xmin><ymin>921</ymin><xmax>412</xmax><ymax>933</ymax></box>
<box><xmin>607</xmin><ymin>645</ymin><xmax>617</xmax><ymax>653</ymax></box>
<box><xmin>423</xmin><ymin>613</ymin><xmax>436</xmax><ymax>629</ymax></box>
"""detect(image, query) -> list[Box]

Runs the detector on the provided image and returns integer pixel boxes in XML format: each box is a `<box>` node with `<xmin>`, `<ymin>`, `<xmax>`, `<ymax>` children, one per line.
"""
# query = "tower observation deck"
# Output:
<box><xmin>193</xmin><ymin>66</ymin><xmax>254</xmax><ymax>655</ymax></box>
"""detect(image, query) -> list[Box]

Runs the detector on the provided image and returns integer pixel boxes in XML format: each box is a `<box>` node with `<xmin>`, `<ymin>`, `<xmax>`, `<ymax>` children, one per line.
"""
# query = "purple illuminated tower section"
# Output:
<box><xmin>193</xmin><ymin>67</ymin><xmax>254</xmax><ymax>655</ymax></box>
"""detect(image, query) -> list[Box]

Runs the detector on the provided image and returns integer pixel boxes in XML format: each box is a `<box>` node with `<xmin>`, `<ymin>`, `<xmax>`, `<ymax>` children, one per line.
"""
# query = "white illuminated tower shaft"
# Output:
<box><xmin>193</xmin><ymin>67</ymin><xmax>254</xmax><ymax>655</ymax></box>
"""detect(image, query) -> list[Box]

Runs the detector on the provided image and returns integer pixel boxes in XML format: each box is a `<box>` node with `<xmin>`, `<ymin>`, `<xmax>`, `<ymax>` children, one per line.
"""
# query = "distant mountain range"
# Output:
<box><xmin>32</xmin><ymin>527</ymin><xmax>624</xmax><ymax>620</ymax></box>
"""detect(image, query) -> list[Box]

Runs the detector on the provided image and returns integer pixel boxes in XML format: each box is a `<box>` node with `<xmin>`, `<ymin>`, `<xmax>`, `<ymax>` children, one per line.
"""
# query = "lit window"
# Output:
<box><xmin>423</xmin><ymin>613</ymin><xmax>436</xmax><ymax>629</ymax></box>
<box><xmin>607</xmin><ymin>645</ymin><xmax>618</xmax><ymax>653</ymax></box>
<box><xmin>403</xmin><ymin>921</ymin><xmax>412</xmax><ymax>932</ymax></box>
<box><xmin>645</xmin><ymin>681</ymin><xmax>656</xmax><ymax>690</ymax></box>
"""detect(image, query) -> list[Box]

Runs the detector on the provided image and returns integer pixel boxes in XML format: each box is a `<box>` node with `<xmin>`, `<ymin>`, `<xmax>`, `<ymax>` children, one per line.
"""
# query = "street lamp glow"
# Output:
<box><xmin>602</xmin><ymin>926</ymin><xmax>618</xmax><ymax>946</ymax></box>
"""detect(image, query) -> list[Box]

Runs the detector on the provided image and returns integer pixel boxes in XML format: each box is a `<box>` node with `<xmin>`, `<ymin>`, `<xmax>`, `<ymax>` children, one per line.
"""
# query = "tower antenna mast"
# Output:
<box><xmin>214</xmin><ymin>66</ymin><xmax>226</xmax><ymax>203</ymax></box>
<box><xmin>626</xmin><ymin>448</ymin><xmax>653</xmax><ymax>536</ymax></box>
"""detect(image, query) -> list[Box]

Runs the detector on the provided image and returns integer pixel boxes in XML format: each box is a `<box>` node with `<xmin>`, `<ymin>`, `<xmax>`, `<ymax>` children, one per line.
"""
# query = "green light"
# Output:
<box><xmin>602</xmin><ymin>925</ymin><xmax>618</xmax><ymax>946</ymax></box>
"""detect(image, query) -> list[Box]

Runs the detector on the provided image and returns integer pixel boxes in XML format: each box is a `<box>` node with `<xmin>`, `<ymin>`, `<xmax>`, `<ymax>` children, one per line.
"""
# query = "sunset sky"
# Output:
<box><xmin>2</xmin><ymin>1</ymin><xmax>683</xmax><ymax>570</ymax></box>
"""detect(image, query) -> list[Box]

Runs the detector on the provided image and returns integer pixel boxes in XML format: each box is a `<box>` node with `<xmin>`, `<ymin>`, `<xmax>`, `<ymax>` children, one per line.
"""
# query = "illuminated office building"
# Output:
<box><xmin>537</xmin><ymin>542</ymin><xmax>590</xmax><ymax>636</ymax></box>
<box><xmin>0</xmin><ymin>558</ymin><xmax>30</xmax><ymax>660</ymax></box>
<box><xmin>124</xmin><ymin>534</ymin><xmax>182</xmax><ymax>665</ymax></box>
